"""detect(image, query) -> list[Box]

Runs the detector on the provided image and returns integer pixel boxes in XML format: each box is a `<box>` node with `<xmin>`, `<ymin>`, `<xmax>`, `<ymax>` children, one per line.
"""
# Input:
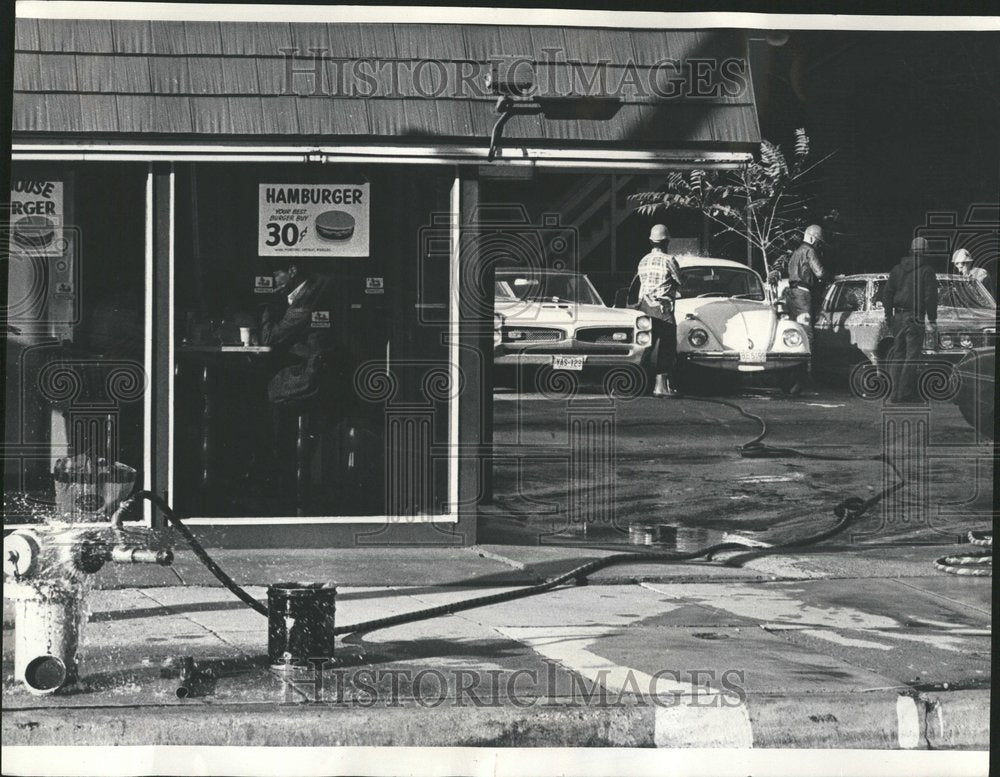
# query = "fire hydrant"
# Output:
<box><xmin>3</xmin><ymin>459</ymin><xmax>173</xmax><ymax>695</ymax></box>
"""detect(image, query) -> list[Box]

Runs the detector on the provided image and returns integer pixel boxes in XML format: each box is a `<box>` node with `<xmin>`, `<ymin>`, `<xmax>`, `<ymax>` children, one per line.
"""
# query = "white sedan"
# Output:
<box><xmin>494</xmin><ymin>269</ymin><xmax>655</xmax><ymax>380</ymax></box>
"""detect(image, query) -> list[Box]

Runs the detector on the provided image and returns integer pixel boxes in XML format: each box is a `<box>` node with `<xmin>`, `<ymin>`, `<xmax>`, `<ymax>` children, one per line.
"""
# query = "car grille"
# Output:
<box><xmin>949</xmin><ymin>330</ymin><xmax>996</xmax><ymax>348</ymax></box>
<box><xmin>575</xmin><ymin>327</ymin><xmax>633</xmax><ymax>344</ymax></box>
<box><xmin>502</xmin><ymin>327</ymin><xmax>564</xmax><ymax>343</ymax></box>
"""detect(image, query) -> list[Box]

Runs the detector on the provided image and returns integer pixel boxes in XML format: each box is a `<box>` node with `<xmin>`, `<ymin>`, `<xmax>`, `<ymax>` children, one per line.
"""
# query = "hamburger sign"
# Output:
<box><xmin>259</xmin><ymin>184</ymin><xmax>369</xmax><ymax>257</ymax></box>
<box><xmin>9</xmin><ymin>180</ymin><xmax>64</xmax><ymax>257</ymax></box>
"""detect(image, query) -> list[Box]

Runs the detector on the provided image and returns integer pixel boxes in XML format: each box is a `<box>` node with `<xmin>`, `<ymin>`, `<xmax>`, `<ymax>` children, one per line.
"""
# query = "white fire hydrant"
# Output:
<box><xmin>4</xmin><ymin>464</ymin><xmax>173</xmax><ymax>694</ymax></box>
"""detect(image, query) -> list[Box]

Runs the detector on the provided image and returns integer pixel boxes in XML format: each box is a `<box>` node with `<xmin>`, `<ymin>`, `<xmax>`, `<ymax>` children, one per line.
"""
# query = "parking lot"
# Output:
<box><xmin>485</xmin><ymin>382</ymin><xmax>993</xmax><ymax>549</ymax></box>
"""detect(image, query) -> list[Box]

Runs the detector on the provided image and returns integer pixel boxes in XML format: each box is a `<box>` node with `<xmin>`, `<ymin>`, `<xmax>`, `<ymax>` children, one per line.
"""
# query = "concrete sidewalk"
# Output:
<box><xmin>2</xmin><ymin>543</ymin><xmax>991</xmax><ymax>749</ymax></box>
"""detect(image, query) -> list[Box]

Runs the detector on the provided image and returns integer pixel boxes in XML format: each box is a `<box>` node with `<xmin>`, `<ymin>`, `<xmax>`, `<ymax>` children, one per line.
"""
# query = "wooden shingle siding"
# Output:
<box><xmin>13</xmin><ymin>53</ymin><xmax>41</xmax><ymax>92</ymax></box>
<box><xmin>221</xmin><ymin>58</ymin><xmax>261</xmax><ymax>94</ymax></box>
<box><xmin>79</xmin><ymin>94</ymin><xmax>119</xmax><ymax>132</ymax></box>
<box><xmin>294</xmin><ymin>93</ymin><xmax>370</xmax><ymax>135</ymax></box>
<box><xmin>75</xmin><ymin>55</ymin><xmax>152</xmax><ymax>93</ymax></box>
<box><xmin>13</xmin><ymin>18</ymin><xmax>39</xmax><ymax>50</ymax></box>
<box><xmin>394</xmin><ymin>24</ymin><xmax>468</xmax><ymax>60</ymax></box>
<box><xmin>110</xmin><ymin>20</ymin><xmax>155</xmax><ymax>54</ymax></box>
<box><xmin>15</xmin><ymin>18</ymin><xmax>759</xmax><ymax>144</ymax></box>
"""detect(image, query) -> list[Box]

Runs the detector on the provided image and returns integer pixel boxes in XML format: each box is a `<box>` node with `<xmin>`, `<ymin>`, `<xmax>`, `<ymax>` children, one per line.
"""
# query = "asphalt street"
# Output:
<box><xmin>484</xmin><ymin>381</ymin><xmax>994</xmax><ymax>548</ymax></box>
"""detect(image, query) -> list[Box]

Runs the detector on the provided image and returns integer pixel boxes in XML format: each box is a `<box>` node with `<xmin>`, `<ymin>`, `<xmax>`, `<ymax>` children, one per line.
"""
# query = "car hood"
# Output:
<box><xmin>935</xmin><ymin>306</ymin><xmax>996</xmax><ymax>325</ymax></box>
<box><xmin>676</xmin><ymin>297</ymin><xmax>776</xmax><ymax>350</ymax></box>
<box><xmin>496</xmin><ymin>299</ymin><xmax>638</xmax><ymax>327</ymax></box>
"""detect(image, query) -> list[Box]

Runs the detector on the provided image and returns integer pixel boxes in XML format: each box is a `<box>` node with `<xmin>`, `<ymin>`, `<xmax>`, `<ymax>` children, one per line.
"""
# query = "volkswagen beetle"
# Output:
<box><xmin>622</xmin><ymin>257</ymin><xmax>811</xmax><ymax>393</ymax></box>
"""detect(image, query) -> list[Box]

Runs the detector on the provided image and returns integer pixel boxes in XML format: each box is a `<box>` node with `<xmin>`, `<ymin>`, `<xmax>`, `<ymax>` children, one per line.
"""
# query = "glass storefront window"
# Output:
<box><xmin>4</xmin><ymin>164</ymin><xmax>147</xmax><ymax>522</ymax></box>
<box><xmin>170</xmin><ymin>164</ymin><xmax>455</xmax><ymax>519</ymax></box>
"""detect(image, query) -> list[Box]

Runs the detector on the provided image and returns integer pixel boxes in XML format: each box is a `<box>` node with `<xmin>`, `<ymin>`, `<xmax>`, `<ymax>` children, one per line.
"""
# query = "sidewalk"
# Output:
<box><xmin>2</xmin><ymin>542</ymin><xmax>991</xmax><ymax>748</ymax></box>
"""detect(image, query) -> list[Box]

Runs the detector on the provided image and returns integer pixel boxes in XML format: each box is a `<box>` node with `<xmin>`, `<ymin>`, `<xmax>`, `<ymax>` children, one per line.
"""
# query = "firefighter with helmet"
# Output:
<box><xmin>782</xmin><ymin>224</ymin><xmax>829</xmax><ymax>342</ymax></box>
<box><xmin>636</xmin><ymin>224</ymin><xmax>683</xmax><ymax>397</ymax></box>
<box><xmin>951</xmin><ymin>248</ymin><xmax>990</xmax><ymax>287</ymax></box>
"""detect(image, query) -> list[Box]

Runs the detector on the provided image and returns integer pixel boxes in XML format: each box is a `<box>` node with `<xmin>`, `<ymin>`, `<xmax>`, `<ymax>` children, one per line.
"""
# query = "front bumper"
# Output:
<box><xmin>494</xmin><ymin>341</ymin><xmax>651</xmax><ymax>368</ymax></box>
<box><xmin>679</xmin><ymin>351</ymin><xmax>810</xmax><ymax>372</ymax></box>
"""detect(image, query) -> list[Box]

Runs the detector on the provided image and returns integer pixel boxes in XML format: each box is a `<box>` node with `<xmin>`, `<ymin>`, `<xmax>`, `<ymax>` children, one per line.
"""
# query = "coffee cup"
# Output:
<box><xmin>239</xmin><ymin>327</ymin><xmax>252</xmax><ymax>347</ymax></box>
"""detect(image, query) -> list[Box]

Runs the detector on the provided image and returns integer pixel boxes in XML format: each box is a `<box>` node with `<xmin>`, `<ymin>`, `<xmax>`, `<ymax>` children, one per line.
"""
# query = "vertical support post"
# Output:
<box><xmin>455</xmin><ymin>168</ymin><xmax>491</xmax><ymax>540</ymax></box>
<box><xmin>146</xmin><ymin>162</ymin><xmax>174</xmax><ymax>526</ymax></box>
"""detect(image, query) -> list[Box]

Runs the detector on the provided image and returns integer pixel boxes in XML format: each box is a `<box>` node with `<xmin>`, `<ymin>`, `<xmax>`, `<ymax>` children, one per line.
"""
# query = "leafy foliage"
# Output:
<box><xmin>628</xmin><ymin>129</ymin><xmax>836</xmax><ymax>276</ymax></box>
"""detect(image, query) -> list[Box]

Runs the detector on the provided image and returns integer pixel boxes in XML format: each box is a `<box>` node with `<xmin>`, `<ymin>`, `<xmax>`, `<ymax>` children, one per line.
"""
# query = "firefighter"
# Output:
<box><xmin>883</xmin><ymin>237</ymin><xmax>938</xmax><ymax>404</ymax></box>
<box><xmin>637</xmin><ymin>224</ymin><xmax>683</xmax><ymax>397</ymax></box>
<box><xmin>951</xmin><ymin>248</ymin><xmax>990</xmax><ymax>285</ymax></box>
<box><xmin>783</xmin><ymin>224</ymin><xmax>828</xmax><ymax>342</ymax></box>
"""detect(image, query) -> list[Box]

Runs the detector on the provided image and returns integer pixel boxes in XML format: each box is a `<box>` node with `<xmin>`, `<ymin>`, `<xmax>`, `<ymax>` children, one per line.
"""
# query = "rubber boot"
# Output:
<box><xmin>652</xmin><ymin>374</ymin><xmax>680</xmax><ymax>398</ymax></box>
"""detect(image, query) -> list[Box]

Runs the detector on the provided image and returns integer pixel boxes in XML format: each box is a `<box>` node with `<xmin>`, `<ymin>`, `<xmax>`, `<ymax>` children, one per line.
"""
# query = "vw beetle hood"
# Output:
<box><xmin>675</xmin><ymin>297</ymin><xmax>777</xmax><ymax>350</ymax></box>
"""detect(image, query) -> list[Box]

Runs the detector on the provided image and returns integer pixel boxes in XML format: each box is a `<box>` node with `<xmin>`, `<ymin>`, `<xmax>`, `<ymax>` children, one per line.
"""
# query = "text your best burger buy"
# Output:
<box><xmin>11</xmin><ymin>180</ymin><xmax>58</xmax><ymax>215</ymax></box>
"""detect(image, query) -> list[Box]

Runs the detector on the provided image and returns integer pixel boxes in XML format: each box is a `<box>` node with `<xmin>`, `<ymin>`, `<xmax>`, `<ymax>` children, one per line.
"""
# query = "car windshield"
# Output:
<box><xmin>873</xmin><ymin>278</ymin><xmax>994</xmax><ymax>310</ymax></box>
<box><xmin>495</xmin><ymin>273</ymin><xmax>604</xmax><ymax>306</ymax></box>
<box><xmin>677</xmin><ymin>267</ymin><xmax>765</xmax><ymax>301</ymax></box>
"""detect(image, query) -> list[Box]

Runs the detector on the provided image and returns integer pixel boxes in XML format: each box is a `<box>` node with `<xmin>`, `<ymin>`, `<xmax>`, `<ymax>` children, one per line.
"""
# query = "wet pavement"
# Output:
<box><xmin>2</xmin><ymin>387</ymin><xmax>992</xmax><ymax>747</ymax></box>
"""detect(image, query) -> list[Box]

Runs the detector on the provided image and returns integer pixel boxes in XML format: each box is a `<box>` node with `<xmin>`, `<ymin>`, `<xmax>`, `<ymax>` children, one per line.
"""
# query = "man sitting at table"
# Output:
<box><xmin>261</xmin><ymin>260</ymin><xmax>340</xmax><ymax>509</ymax></box>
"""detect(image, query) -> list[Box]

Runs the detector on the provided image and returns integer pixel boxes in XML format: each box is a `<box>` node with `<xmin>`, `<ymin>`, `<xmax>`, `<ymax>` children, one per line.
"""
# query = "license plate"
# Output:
<box><xmin>739</xmin><ymin>350</ymin><xmax>766</xmax><ymax>363</ymax></box>
<box><xmin>552</xmin><ymin>355</ymin><xmax>586</xmax><ymax>371</ymax></box>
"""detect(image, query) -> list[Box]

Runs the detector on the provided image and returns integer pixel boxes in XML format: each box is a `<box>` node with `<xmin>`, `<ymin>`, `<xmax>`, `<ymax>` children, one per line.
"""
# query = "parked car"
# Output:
<box><xmin>618</xmin><ymin>257</ymin><xmax>811</xmax><ymax>394</ymax></box>
<box><xmin>494</xmin><ymin>268</ymin><xmax>654</xmax><ymax>383</ymax></box>
<box><xmin>952</xmin><ymin>347</ymin><xmax>995</xmax><ymax>440</ymax></box>
<box><xmin>813</xmin><ymin>273</ymin><xmax>996</xmax><ymax>390</ymax></box>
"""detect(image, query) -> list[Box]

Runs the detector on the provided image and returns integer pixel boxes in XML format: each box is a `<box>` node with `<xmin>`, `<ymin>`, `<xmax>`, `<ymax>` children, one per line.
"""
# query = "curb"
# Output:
<box><xmin>3</xmin><ymin>691</ymin><xmax>990</xmax><ymax>749</ymax></box>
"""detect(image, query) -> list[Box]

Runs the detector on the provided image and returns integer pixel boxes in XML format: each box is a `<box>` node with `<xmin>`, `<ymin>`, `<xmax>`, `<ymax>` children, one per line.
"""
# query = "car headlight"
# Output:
<box><xmin>636</xmin><ymin>331</ymin><xmax>651</xmax><ymax>346</ymax></box>
<box><xmin>782</xmin><ymin>328</ymin><xmax>803</xmax><ymax>348</ymax></box>
<box><xmin>959</xmin><ymin>334</ymin><xmax>974</xmax><ymax>349</ymax></box>
<box><xmin>687</xmin><ymin>328</ymin><xmax>709</xmax><ymax>347</ymax></box>
<box><xmin>938</xmin><ymin>334</ymin><xmax>955</xmax><ymax>349</ymax></box>
<box><xmin>636</xmin><ymin>315</ymin><xmax>652</xmax><ymax>332</ymax></box>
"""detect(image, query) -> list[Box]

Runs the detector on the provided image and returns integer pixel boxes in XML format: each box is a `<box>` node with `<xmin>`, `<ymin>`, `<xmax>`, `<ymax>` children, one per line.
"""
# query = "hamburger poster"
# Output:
<box><xmin>9</xmin><ymin>180</ymin><xmax>64</xmax><ymax>257</ymax></box>
<box><xmin>258</xmin><ymin>183</ymin><xmax>369</xmax><ymax>257</ymax></box>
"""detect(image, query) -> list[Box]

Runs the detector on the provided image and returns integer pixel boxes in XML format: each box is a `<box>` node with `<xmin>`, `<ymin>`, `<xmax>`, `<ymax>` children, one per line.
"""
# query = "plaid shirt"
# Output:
<box><xmin>637</xmin><ymin>248</ymin><xmax>682</xmax><ymax>306</ymax></box>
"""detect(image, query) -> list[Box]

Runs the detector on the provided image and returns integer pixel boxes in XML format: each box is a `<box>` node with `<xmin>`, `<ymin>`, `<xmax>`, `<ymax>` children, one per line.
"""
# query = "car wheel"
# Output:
<box><xmin>957</xmin><ymin>390</ymin><xmax>995</xmax><ymax>441</ymax></box>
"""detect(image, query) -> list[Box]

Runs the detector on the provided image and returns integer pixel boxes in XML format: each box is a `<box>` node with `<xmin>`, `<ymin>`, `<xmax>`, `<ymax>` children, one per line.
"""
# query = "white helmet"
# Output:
<box><xmin>951</xmin><ymin>248</ymin><xmax>973</xmax><ymax>266</ymax></box>
<box><xmin>649</xmin><ymin>224</ymin><xmax>670</xmax><ymax>243</ymax></box>
<box><xmin>802</xmin><ymin>225</ymin><xmax>824</xmax><ymax>245</ymax></box>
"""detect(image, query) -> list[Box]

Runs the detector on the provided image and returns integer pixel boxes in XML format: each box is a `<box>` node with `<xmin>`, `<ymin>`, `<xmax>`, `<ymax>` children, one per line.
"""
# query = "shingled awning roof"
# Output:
<box><xmin>13</xmin><ymin>19</ymin><xmax>760</xmax><ymax>149</ymax></box>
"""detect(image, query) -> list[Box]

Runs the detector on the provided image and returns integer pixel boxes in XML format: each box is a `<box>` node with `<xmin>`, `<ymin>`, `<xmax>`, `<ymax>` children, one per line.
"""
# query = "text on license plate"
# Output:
<box><xmin>739</xmin><ymin>350</ymin><xmax>766</xmax><ymax>363</ymax></box>
<box><xmin>552</xmin><ymin>355</ymin><xmax>586</xmax><ymax>371</ymax></box>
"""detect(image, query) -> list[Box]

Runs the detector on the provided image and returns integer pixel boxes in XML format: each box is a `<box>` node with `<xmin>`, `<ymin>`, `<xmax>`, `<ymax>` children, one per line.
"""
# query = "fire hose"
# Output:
<box><xmin>112</xmin><ymin>394</ymin><xmax>920</xmax><ymax>639</ymax></box>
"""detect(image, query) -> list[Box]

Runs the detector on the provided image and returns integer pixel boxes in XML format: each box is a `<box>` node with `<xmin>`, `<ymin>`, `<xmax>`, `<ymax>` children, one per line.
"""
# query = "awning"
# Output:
<box><xmin>13</xmin><ymin>19</ymin><xmax>761</xmax><ymax>151</ymax></box>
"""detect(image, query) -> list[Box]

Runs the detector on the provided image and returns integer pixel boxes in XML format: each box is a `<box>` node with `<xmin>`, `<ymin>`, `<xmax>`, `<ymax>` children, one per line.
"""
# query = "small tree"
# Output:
<box><xmin>630</xmin><ymin>129</ymin><xmax>836</xmax><ymax>278</ymax></box>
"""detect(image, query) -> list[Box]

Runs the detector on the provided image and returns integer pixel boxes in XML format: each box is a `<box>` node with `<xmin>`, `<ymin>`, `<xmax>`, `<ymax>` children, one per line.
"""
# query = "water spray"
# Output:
<box><xmin>3</xmin><ymin>458</ymin><xmax>173</xmax><ymax>695</ymax></box>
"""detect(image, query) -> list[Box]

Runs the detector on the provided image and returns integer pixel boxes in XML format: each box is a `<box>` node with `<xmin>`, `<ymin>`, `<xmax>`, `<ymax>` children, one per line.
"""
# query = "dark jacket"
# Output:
<box><xmin>262</xmin><ymin>276</ymin><xmax>334</xmax><ymax>355</ymax></box>
<box><xmin>262</xmin><ymin>276</ymin><xmax>336</xmax><ymax>403</ymax></box>
<box><xmin>882</xmin><ymin>255</ymin><xmax>938</xmax><ymax>324</ymax></box>
<box><xmin>787</xmin><ymin>243</ymin><xmax>825</xmax><ymax>291</ymax></box>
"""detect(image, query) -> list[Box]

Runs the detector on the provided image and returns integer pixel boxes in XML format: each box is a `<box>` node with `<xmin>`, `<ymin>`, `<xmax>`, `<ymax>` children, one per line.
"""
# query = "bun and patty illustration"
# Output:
<box><xmin>12</xmin><ymin>215</ymin><xmax>56</xmax><ymax>249</ymax></box>
<box><xmin>314</xmin><ymin>210</ymin><xmax>355</xmax><ymax>241</ymax></box>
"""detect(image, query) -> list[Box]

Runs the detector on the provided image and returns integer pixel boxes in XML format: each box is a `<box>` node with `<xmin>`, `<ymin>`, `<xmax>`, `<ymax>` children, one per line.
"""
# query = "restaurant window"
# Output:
<box><xmin>4</xmin><ymin>163</ymin><xmax>147</xmax><ymax>521</ymax></box>
<box><xmin>170</xmin><ymin>163</ymin><xmax>455</xmax><ymax>520</ymax></box>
